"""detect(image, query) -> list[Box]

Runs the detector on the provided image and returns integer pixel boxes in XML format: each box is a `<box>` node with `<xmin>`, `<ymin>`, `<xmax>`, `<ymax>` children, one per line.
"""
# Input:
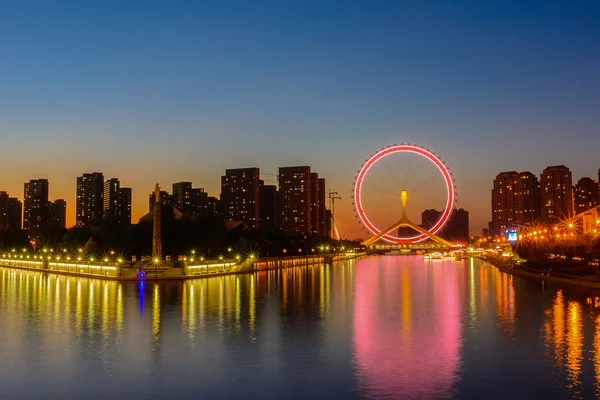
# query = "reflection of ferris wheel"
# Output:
<box><xmin>353</xmin><ymin>144</ymin><xmax>456</xmax><ymax>244</ymax></box>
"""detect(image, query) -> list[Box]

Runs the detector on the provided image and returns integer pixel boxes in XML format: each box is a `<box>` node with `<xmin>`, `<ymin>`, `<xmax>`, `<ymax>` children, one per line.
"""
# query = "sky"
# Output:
<box><xmin>1</xmin><ymin>0</ymin><xmax>599</xmax><ymax>239</ymax></box>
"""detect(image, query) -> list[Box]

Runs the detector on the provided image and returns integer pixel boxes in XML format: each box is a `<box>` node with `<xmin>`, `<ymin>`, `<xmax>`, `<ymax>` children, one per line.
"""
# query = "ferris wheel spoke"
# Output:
<box><xmin>362</xmin><ymin>185</ymin><xmax>398</xmax><ymax>197</ymax></box>
<box><xmin>383</xmin><ymin>159</ymin><xmax>403</xmax><ymax>190</ymax></box>
<box><xmin>362</xmin><ymin>196</ymin><xmax>403</xmax><ymax>219</ymax></box>
<box><xmin>409</xmin><ymin>175</ymin><xmax>435</xmax><ymax>193</ymax></box>
<box><xmin>401</xmin><ymin>159</ymin><xmax>412</xmax><ymax>190</ymax></box>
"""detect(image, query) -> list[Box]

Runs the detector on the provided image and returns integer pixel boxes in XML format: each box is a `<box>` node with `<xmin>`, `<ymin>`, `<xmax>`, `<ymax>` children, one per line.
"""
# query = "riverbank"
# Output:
<box><xmin>0</xmin><ymin>252</ymin><xmax>366</xmax><ymax>281</ymax></box>
<box><xmin>483</xmin><ymin>256</ymin><xmax>600</xmax><ymax>290</ymax></box>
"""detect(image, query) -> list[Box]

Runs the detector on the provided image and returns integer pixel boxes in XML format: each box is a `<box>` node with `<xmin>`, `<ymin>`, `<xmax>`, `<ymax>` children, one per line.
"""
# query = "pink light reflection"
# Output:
<box><xmin>353</xmin><ymin>257</ymin><xmax>462</xmax><ymax>399</ymax></box>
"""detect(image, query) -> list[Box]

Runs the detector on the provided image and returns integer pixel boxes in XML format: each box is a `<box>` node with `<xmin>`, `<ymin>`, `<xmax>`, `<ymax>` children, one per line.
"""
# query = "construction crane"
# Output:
<box><xmin>328</xmin><ymin>190</ymin><xmax>341</xmax><ymax>239</ymax></box>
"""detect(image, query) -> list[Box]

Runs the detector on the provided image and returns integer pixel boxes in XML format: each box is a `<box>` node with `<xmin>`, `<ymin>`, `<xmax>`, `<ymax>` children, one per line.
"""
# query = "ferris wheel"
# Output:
<box><xmin>353</xmin><ymin>144</ymin><xmax>456</xmax><ymax>244</ymax></box>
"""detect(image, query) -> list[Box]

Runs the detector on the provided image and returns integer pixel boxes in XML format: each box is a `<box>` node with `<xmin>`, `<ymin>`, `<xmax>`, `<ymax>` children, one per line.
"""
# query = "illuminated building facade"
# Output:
<box><xmin>540</xmin><ymin>165</ymin><xmax>573</xmax><ymax>225</ymax></box>
<box><xmin>1</xmin><ymin>193</ymin><xmax>23</xmax><ymax>230</ymax></box>
<box><xmin>491</xmin><ymin>171</ymin><xmax>520</xmax><ymax>234</ymax></box>
<box><xmin>76</xmin><ymin>172</ymin><xmax>104</xmax><ymax>228</ymax></box>
<box><xmin>309</xmin><ymin>173</ymin><xmax>319</xmax><ymax>235</ymax></box>
<box><xmin>221</xmin><ymin>168</ymin><xmax>261</xmax><ymax>229</ymax></box>
<box><xmin>48</xmin><ymin>199</ymin><xmax>67</xmax><ymax>229</ymax></box>
<box><xmin>118</xmin><ymin>188</ymin><xmax>132</xmax><ymax>225</ymax></box>
<box><xmin>104</xmin><ymin>178</ymin><xmax>132</xmax><ymax>225</ymax></box>
<box><xmin>149</xmin><ymin>190</ymin><xmax>171</xmax><ymax>212</ymax></box>
<box><xmin>205</xmin><ymin>196</ymin><xmax>222</xmax><ymax>219</ymax></box>
<box><xmin>317</xmin><ymin>178</ymin><xmax>326</xmax><ymax>236</ymax></box>
<box><xmin>279</xmin><ymin>166</ymin><xmax>316</xmax><ymax>235</ymax></box>
<box><xmin>23</xmin><ymin>179</ymin><xmax>49</xmax><ymax>232</ymax></box>
<box><xmin>574</xmin><ymin>177</ymin><xmax>598</xmax><ymax>215</ymax></box>
<box><xmin>491</xmin><ymin>171</ymin><xmax>541</xmax><ymax>235</ymax></box>
<box><xmin>515</xmin><ymin>172</ymin><xmax>540</xmax><ymax>226</ymax></box>
<box><xmin>191</xmin><ymin>187</ymin><xmax>208</xmax><ymax>219</ymax></box>
<box><xmin>173</xmin><ymin>182</ymin><xmax>193</xmax><ymax>216</ymax></box>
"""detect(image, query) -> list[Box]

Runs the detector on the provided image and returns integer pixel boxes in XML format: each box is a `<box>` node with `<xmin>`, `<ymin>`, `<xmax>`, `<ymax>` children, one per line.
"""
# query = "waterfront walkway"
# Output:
<box><xmin>0</xmin><ymin>252</ymin><xmax>365</xmax><ymax>281</ymax></box>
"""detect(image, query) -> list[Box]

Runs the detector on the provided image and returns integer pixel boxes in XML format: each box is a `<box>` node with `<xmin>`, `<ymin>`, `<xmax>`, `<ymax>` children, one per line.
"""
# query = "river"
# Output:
<box><xmin>1</xmin><ymin>256</ymin><xmax>600</xmax><ymax>399</ymax></box>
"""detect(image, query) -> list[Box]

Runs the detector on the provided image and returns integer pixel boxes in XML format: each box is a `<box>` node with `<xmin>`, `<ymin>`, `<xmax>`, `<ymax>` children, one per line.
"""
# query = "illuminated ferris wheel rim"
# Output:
<box><xmin>353</xmin><ymin>144</ymin><xmax>456</xmax><ymax>244</ymax></box>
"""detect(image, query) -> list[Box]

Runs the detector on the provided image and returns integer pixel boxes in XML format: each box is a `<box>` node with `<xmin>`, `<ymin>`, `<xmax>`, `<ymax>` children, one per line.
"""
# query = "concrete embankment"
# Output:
<box><xmin>0</xmin><ymin>253</ymin><xmax>366</xmax><ymax>282</ymax></box>
<box><xmin>483</xmin><ymin>256</ymin><xmax>600</xmax><ymax>290</ymax></box>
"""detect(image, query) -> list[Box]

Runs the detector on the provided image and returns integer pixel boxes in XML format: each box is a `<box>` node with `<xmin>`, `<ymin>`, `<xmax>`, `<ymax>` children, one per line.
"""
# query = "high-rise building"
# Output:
<box><xmin>515</xmin><ymin>172</ymin><xmax>540</xmax><ymax>226</ymax></box>
<box><xmin>23</xmin><ymin>179</ymin><xmax>49</xmax><ymax>231</ymax></box>
<box><xmin>421</xmin><ymin>208</ymin><xmax>470</xmax><ymax>241</ymax></box>
<box><xmin>191</xmin><ymin>188</ymin><xmax>208</xmax><ymax>219</ymax></box>
<box><xmin>8</xmin><ymin>198</ymin><xmax>22</xmax><ymax>230</ymax></box>
<box><xmin>103</xmin><ymin>178</ymin><xmax>131</xmax><ymax>225</ymax></box>
<box><xmin>119</xmin><ymin>188</ymin><xmax>132</xmax><ymax>225</ymax></box>
<box><xmin>491</xmin><ymin>170</ymin><xmax>539</xmax><ymax>234</ymax></box>
<box><xmin>104</xmin><ymin>178</ymin><xmax>121</xmax><ymax>222</ymax></box>
<box><xmin>574</xmin><ymin>177</ymin><xmax>599</xmax><ymax>215</ymax></box>
<box><xmin>279</xmin><ymin>166</ymin><xmax>312</xmax><ymax>235</ymax></box>
<box><xmin>422</xmin><ymin>209</ymin><xmax>442</xmax><ymax>230</ymax></box>
<box><xmin>310</xmin><ymin>173</ymin><xmax>321</xmax><ymax>236</ymax></box>
<box><xmin>149</xmin><ymin>190</ymin><xmax>172</xmax><ymax>212</ymax></box>
<box><xmin>48</xmin><ymin>199</ymin><xmax>67</xmax><ymax>229</ymax></box>
<box><xmin>172</xmin><ymin>182</ymin><xmax>193</xmax><ymax>216</ymax></box>
<box><xmin>540</xmin><ymin>165</ymin><xmax>573</xmax><ymax>225</ymax></box>
<box><xmin>259</xmin><ymin>184</ymin><xmax>278</xmax><ymax>231</ymax></box>
<box><xmin>0</xmin><ymin>192</ymin><xmax>8</xmax><ymax>229</ymax></box>
<box><xmin>76</xmin><ymin>172</ymin><xmax>104</xmax><ymax>228</ymax></box>
<box><xmin>491</xmin><ymin>171</ymin><xmax>520</xmax><ymax>234</ymax></box>
<box><xmin>205</xmin><ymin>196</ymin><xmax>222</xmax><ymax>219</ymax></box>
<box><xmin>317</xmin><ymin>178</ymin><xmax>326</xmax><ymax>236</ymax></box>
<box><xmin>221</xmin><ymin>168</ymin><xmax>261</xmax><ymax>229</ymax></box>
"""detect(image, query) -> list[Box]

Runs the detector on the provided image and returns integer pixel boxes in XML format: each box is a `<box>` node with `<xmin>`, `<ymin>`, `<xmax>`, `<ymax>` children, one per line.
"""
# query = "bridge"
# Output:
<box><xmin>361</xmin><ymin>190</ymin><xmax>453</xmax><ymax>252</ymax></box>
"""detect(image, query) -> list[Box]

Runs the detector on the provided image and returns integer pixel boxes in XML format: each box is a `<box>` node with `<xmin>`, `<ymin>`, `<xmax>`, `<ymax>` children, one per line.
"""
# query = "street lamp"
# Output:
<box><xmin>154</xmin><ymin>258</ymin><xmax>159</xmax><ymax>278</ymax></box>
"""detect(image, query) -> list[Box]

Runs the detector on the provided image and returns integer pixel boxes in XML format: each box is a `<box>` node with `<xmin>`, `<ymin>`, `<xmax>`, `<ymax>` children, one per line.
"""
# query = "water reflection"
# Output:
<box><xmin>353</xmin><ymin>257</ymin><xmax>461</xmax><ymax>399</ymax></box>
<box><xmin>4</xmin><ymin>258</ymin><xmax>600</xmax><ymax>398</ymax></box>
<box><xmin>542</xmin><ymin>289</ymin><xmax>586</xmax><ymax>397</ymax></box>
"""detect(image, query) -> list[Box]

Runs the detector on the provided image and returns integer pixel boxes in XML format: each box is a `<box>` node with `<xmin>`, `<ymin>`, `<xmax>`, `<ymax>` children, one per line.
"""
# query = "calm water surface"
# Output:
<box><xmin>2</xmin><ymin>256</ymin><xmax>600</xmax><ymax>399</ymax></box>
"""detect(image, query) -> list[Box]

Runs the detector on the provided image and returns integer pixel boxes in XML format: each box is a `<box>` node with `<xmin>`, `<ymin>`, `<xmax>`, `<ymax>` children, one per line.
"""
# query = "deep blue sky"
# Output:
<box><xmin>1</xmin><ymin>0</ymin><xmax>599</xmax><ymax>236</ymax></box>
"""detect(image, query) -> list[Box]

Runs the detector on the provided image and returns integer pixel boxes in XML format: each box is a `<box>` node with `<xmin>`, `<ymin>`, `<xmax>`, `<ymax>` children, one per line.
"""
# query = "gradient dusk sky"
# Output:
<box><xmin>1</xmin><ymin>0</ymin><xmax>599</xmax><ymax>238</ymax></box>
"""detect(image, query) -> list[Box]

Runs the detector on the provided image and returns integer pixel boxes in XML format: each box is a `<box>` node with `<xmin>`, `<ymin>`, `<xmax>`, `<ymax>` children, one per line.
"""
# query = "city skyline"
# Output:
<box><xmin>1</xmin><ymin>160</ymin><xmax>599</xmax><ymax>239</ymax></box>
<box><xmin>1</xmin><ymin>1</ymin><xmax>599</xmax><ymax>239</ymax></box>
